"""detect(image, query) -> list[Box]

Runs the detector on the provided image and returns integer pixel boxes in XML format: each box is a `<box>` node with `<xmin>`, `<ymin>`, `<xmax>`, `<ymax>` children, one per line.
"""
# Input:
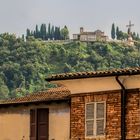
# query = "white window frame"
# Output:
<box><xmin>85</xmin><ymin>101</ymin><xmax>106</xmax><ymax>138</ymax></box>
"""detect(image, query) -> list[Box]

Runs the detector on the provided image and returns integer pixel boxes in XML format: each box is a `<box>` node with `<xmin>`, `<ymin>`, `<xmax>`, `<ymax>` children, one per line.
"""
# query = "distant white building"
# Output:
<box><xmin>73</xmin><ymin>27</ymin><xmax>109</xmax><ymax>42</ymax></box>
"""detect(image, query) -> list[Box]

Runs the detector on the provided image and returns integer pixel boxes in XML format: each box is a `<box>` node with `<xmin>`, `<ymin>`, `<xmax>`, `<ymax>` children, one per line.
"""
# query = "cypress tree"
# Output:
<box><xmin>127</xmin><ymin>28</ymin><xmax>130</xmax><ymax>35</ymax></box>
<box><xmin>26</xmin><ymin>28</ymin><xmax>31</xmax><ymax>39</ymax></box>
<box><xmin>48</xmin><ymin>23</ymin><xmax>51</xmax><ymax>39</ymax></box>
<box><xmin>35</xmin><ymin>25</ymin><xmax>39</xmax><ymax>38</ymax></box>
<box><xmin>132</xmin><ymin>32</ymin><xmax>136</xmax><ymax>40</ymax></box>
<box><xmin>54</xmin><ymin>26</ymin><xmax>60</xmax><ymax>40</ymax></box>
<box><xmin>54</xmin><ymin>27</ymin><xmax>56</xmax><ymax>40</ymax></box>
<box><xmin>111</xmin><ymin>23</ymin><xmax>115</xmax><ymax>39</ymax></box>
<box><xmin>116</xmin><ymin>26</ymin><xmax>119</xmax><ymax>40</ymax></box>
<box><xmin>51</xmin><ymin>26</ymin><xmax>54</xmax><ymax>40</ymax></box>
<box><xmin>40</xmin><ymin>24</ymin><xmax>47</xmax><ymax>40</ymax></box>
<box><xmin>57</xmin><ymin>27</ymin><xmax>61</xmax><ymax>40</ymax></box>
<box><xmin>136</xmin><ymin>33</ymin><xmax>139</xmax><ymax>40</ymax></box>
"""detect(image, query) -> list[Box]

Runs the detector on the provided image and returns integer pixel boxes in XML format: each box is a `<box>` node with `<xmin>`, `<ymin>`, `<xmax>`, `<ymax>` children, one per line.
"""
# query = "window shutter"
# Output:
<box><xmin>86</xmin><ymin>120</ymin><xmax>94</xmax><ymax>136</ymax></box>
<box><xmin>86</xmin><ymin>103</ymin><xmax>94</xmax><ymax>119</ymax></box>
<box><xmin>96</xmin><ymin>120</ymin><xmax>104</xmax><ymax>135</ymax></box>
<box><xmin>30</xmin><ymin>109</ymin><xmax>37</xmax><ymax>140</ymax></box>
<box><xmin>96</xmin><ymin>103</ymin><xmax>104</xmax><ymax>118</ymax></box>
<box><xmin>86</xmin><ymin>103</ymin><xmax>94</xmax><ymax>136</ymax></box>
<box><xmin>96</xmin><ymin>102</ymin><xmax>105</xmax><ymax>135</ymax></box>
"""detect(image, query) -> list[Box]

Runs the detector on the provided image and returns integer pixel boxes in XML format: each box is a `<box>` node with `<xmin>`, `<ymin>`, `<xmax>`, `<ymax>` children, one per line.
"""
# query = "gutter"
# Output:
<box><xmin>116</xmin><ymin>76</ymin><xmax>126</xmax><ymax>140</ymax></box>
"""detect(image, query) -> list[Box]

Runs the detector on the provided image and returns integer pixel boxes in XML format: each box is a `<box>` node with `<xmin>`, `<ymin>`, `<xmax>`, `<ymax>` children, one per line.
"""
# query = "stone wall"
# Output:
<box><xmin>70</xmin><ymin>89</ymin><xmax>140</xmax><ymax>140</ymax></box>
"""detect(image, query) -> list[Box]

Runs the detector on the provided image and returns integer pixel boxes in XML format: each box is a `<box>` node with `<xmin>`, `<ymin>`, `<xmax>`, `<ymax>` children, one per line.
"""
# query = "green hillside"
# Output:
<box><xmin>0</xmin><ymin>33</ymin><xmax>140</xmax><ymax>99</ymax></box>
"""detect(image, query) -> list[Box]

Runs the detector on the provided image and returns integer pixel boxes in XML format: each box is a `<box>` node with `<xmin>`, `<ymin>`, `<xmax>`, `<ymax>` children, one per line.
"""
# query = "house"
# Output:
<box><xmin>0</xmin><ymin>87</ymin><xmax>71</xmax><ymax>140</ymax></box>
<box><xmin>0</xmin><ymin>67</ymin><xmax>140</xmax><ymax>140</ymax></box>
<box><xmin>73</xmin><ymin>27</ymin><xmax>109</xmax><ymax>42</ymax></box>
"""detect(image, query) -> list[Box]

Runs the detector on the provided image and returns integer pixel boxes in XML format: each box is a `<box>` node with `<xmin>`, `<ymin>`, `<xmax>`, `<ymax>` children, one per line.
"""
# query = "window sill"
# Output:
<box><xmin>85</xmin><ymin>135</ymin><xmax>106</xmax><ymax>140</ymax></box>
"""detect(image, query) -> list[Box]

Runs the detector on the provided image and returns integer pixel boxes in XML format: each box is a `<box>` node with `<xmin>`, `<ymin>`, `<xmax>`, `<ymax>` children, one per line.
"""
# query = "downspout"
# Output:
<box><xmin>115</xmin><ymin>76</ymin><xmax>126</xmax><ymax>140</ymax></box>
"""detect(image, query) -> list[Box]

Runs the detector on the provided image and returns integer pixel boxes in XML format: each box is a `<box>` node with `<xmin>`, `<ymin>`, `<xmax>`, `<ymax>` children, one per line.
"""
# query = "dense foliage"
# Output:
<box><xmin>0</xmin><ymin>33</ymin><xmax>140</xmax><ymax>99</ymax></box>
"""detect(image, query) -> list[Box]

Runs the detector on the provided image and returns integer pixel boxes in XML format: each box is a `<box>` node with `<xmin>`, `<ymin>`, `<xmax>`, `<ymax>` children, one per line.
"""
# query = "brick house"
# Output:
<box><xmin>0</xmin><ymin>67</ymin><xmax>140</xmax><ymax>140</ymax></box>
<box><xmin>46</xmin><ymin>67</ymin><xmax>140</xmax><ymax>140</ymax></box>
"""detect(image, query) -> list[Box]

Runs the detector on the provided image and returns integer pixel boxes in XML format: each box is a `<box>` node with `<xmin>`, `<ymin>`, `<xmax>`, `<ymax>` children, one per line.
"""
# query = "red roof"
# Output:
<box><xmin>0</xmin><ymin>87</ymin><xmax>70</xmax><ymax>106</ymax></box>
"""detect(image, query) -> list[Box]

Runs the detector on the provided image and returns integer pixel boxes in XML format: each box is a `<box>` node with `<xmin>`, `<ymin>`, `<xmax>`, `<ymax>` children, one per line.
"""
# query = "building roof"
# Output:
<box><xmin>46</xmin><ymin>67</ymin><xmax>140</xmax><ymax>81</ymax></box>
<box><xmin>80</xmin><ymin>32</ymin><xmax>96</xmax><ymax>35</ymax></box>
<box><xmin>0</xmin><ymin>87</ymin><xmax>70</xmax><ymax>106</ymax></box>
<box><xmin>80</xmin><ymin>30</ymin><xmax>104</xmax><ymax>35</ymax></box>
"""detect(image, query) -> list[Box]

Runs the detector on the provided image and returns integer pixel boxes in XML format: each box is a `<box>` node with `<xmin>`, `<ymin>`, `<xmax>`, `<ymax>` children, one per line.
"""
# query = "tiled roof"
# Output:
<box><xmin>0</xmin><ymin>87</ymin><xmax>70</xmax><ymax>105</ymax></box>
<box><xmin>80</xmin><ymin>32</ymin><xmax>96</xmax><ymax>35</ymax></box>
<box><xmin>80</xmin><ymin>30</ymin><xmax>104</xmax><ymax>35</ymax></box>
<box><xmin>46</xmin><ymin>67</ymin><xmax>140</xmax><ymax>81</ymax></box>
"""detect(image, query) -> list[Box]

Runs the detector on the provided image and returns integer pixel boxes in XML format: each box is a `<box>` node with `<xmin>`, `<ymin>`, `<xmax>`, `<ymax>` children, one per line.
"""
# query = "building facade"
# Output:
<box><xmin>73</xmin><ymin>27</ymin><xmax>109</xmax><ymax>42</ymax></box>
<box><xmin>0</xmin><ymin>87</ymin><xmax>70</xmax><ymax>140</ymax></box>
<box><xmin>0</xmin><ymin>67</ymin><xmax>140</xmax><ymax>140</ymax></box>
<box><xmin>47</xmin><ymin>67</ymin><xmax>140</xmax><ymax>140</ymax></box>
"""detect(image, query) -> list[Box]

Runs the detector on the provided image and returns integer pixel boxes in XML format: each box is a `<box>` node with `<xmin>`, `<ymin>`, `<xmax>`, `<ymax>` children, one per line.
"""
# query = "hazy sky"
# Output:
<box><xmin>0</xmin><ymin>0</ymin><xmax>140</xmax><ymax>38</ymax></box>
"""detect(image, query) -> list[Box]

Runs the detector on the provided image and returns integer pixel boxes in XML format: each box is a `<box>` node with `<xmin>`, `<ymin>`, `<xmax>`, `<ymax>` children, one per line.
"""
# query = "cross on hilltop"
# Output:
<box><xmin>126</xmin><ymin>20</ymin><xmax>134</xmax><ymax>35</ymax></box>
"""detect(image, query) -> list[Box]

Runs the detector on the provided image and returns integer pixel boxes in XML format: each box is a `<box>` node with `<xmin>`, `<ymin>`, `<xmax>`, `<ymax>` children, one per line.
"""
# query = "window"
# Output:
<box><xmin>85</xmin><ymin>102</ymin><xmax>106</xmax><ymax>137</ymax></box>
<box><xmin>30</xmin><ymin>109</ymin><xmax>49</xmax><ymax>140</ymax></box>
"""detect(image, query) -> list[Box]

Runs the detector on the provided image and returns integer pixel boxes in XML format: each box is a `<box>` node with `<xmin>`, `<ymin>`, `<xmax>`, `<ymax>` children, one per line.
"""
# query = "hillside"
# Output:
<box><xmin>0</xmin><ymin>33</ymin><xmax>140</xmax><ymax>99</ymax></box>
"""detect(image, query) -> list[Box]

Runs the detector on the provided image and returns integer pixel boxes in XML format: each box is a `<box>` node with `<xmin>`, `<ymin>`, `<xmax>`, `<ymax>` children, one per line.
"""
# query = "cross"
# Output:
<box><xmin>126</xmin><ymin>20</ymin><xmax>134</xmax><ymax>35</ymax></box>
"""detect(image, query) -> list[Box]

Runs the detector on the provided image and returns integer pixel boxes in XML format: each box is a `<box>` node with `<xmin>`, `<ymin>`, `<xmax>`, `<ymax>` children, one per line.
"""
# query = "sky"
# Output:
<box><xmin>0</xmin><ymin>0</ymin><xmax>140</xmax><ymax>38</ymax></box>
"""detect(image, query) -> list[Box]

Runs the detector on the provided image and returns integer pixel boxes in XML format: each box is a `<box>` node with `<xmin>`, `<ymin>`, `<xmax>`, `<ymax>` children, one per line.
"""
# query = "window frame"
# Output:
<box><xmin>85</xmin><ymin>101</ymin><xmax>106</xmax><ymax>138</ymax></box>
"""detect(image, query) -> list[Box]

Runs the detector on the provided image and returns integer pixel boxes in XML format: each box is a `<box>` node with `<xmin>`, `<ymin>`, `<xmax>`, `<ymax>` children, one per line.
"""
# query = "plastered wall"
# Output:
<box><xmin>53</xmin><ymin>75</ymin><xmax>140</xmax><ymax>94</ymax></box>
<box><xmin>0</xmin><ymin>103</ymin><xmax>70</xmax><ymax>140</ymax></box>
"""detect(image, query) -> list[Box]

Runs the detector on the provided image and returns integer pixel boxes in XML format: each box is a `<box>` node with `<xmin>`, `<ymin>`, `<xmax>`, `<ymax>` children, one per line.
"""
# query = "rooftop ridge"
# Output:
<box><xmin>46</xmin><ymin>67</ymin><xmax>140</xmax><ymax>81</ymax></box>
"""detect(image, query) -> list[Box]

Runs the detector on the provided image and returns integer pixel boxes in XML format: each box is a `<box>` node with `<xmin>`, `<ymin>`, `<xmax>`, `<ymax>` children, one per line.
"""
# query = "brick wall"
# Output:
<box><xmin>126</xmin><ymin>90</ymin><xmax>140</xmax><ymax>139</ymax></box>
<box><xmin>70</xmin><ymin>89</ymin><xmax>140</xmax><ymax>140</ymax></box>
<box><xmin>71</xmin><ymin>96</ymin><xmax>85</xmax><ymax>140</ymax></box>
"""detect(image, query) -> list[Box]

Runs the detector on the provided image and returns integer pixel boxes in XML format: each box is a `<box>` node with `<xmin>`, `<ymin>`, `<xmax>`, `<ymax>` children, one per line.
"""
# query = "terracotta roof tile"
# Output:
<box><xmin>46</xmin><ymin>67</ymin><xmax>140</xmax><ymax>81</ymax></box>
<box><xmin>0</xmin><ymin>87</ymin><xmax>70</xmax><ymax>105</ymax></box>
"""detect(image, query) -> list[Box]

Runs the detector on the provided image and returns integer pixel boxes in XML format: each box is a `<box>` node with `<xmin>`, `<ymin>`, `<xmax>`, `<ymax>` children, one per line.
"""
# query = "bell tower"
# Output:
<box><xmin>80</xmin><ymin>27</ymin><xmax>84</xmax><ymax>34</ymax></box>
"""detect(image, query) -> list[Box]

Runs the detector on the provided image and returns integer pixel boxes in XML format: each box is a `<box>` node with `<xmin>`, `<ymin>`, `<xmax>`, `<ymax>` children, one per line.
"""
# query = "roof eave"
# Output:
<box><xmin>46</xmin><ymin>71</ymin><xmax>140</xmax><ymax>82</ymax></box>
<box><xmin>0</xmin><ymin>98</ymin><xmax>70</xmax><ymax>107</ymax></box>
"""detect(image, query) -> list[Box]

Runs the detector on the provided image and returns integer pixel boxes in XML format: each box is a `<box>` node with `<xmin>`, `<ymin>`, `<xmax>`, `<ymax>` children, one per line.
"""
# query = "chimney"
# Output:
<box><xmin>80</xmin><ymin>27</ymin><xmax>84</xmax><ymax>33</ymax></box>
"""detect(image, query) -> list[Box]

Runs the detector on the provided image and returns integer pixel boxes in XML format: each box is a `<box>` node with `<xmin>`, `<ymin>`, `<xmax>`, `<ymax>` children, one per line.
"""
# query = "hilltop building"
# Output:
<box><xmin>73</xmin><ymin>27</ymin><xmax>109</xmax><ymax>42</ymax></box>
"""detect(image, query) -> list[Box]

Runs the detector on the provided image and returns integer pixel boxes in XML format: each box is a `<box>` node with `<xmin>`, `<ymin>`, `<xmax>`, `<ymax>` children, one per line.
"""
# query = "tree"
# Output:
<box><xmin>136</xmin><ymin>33</ymin><xmax>140</xmax><ymax>40</ymax></box>
<box><xmin>116</xmin><ymin>26</ymin><xmax>119</xmax><ymax>40</ymax></box>
<box><xmin>0</xmin><ymin>77</ymin><xmax>9</xmax><ymax>99</ymax></box>
<box><xmin>60</xmin><ymin>26</ymin><xmax>69</xmax><ymax>40</ymax></box>
<box><xmin>40</xmin><ymin>24</ymin><xmax>47</xmax><ymax>40</ymax></box>
<box><xmin>116</xmin><ymin>27</ymin><xmax>127</xmax><ymax>40</ymax></box>
<box><xmin>127</xmin><ymin>28</ymin><xmax>130</xmax><ymax>35</ymax></box>
<box><xmin>54</xmin><ymin>26</ymin><xmax>61</xmax><ymax>40</ymax></box>
<box><xmin>132</xmin><ymin>32</ymin><xmax>137</xmax><ymax>40</ymax></box>
<box><xmin>117</xmin><ymin>31</ymin><xmax>126</xmax><ymax>40</ymax></box>
<box><xmin>26</xmin><ymin>28</ymin><xmax>31</xmax><ymax>39</ymax></box>
<box><xmin>35</xmin><ymin>25</ymin><xmax>40</xmax><ymax>38</ymax></box>
<box><xmin>48</xmin><ymin>23</ymin><xmax>51</xmax><ymax>39</ymax></box>
<box><xmin>21</xmin><ymin>34</ymin><xmax>25</xmax><ymax>41</ymax></box>
<box><xmin>111</xmin><ymin>23</ymin><xmax>115</xmax><ymax>39</ymax></box>
<box><xmin>51</xmin><ymin>26</ymin><xmax>55</xmax><ymax>40</ymax></box>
